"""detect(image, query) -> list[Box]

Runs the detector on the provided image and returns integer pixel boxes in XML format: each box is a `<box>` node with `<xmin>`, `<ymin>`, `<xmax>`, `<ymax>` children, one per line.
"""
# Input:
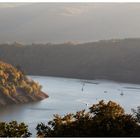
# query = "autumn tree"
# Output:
<box><xmin>0</xmin><ymin>121</ymin><xmax>31</xmax><ymax>137</ymax></box>
<box><xmin>36</xmin><ymin>100</ymin><xmax>140</xmax><ymax>137</ymax></box>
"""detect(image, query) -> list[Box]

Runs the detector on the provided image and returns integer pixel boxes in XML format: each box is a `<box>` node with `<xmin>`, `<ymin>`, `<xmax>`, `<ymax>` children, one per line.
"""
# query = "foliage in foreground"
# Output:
<box><xmin>0</xmin><ymin>121</ymin><xmax>31</xmax><ymax>137</ymax></box>
<box><xmin>36</xmin><ymin>100</ymin><xmax>140</xmax><ymax>137</ymax></box>
<box><xmin>1</xmin><ymin>100</ymin><xmax>140</xmax><ymax>137</ymax></box>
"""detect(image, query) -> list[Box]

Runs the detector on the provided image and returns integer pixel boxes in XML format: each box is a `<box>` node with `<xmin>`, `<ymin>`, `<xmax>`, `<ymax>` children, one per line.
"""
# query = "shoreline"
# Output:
<box><xmin>29</xmin><ymin>74</ymin><xmax>140</xmax><ymax>86</ymax></box>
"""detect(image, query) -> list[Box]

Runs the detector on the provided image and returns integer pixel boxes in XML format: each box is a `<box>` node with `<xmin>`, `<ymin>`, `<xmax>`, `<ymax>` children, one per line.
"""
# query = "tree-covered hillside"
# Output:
<box><xmin>0</xmin><ymin>61</ymin><xmax>48</xmax><ymax>106</ymax></box>
<box><xmin>1</xmin><ymin>38</ymin><xmax>140</xmax><ymax>83</ymax></box>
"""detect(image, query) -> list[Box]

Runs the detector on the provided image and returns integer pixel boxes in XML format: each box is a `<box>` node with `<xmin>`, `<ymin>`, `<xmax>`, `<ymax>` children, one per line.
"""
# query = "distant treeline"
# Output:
<box><xmin>1</xmin><ymin>38</ymin><xmax>140</xmax><ymax>83</ymax></box>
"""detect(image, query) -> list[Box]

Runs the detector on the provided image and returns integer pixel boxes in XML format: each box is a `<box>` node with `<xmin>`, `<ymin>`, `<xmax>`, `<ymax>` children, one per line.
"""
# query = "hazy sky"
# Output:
<box><xmin>0</xmin><ymin>3</ymin><xmax>140</xmax><ymax>44</ymax></box>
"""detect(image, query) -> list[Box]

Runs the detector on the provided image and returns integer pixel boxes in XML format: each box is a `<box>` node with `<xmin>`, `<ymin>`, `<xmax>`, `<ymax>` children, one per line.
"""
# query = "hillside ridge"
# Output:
<box><xmin>0</xmin><ymin>38</ymin><xmax>140</xmax><ymax>83</ymax></box>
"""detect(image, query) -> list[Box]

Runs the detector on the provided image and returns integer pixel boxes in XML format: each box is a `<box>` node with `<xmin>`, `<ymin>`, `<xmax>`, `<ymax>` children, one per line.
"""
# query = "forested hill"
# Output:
<box><xmin>0</xmin><ymin>61</ymin><xmax>48</xmax><ymax>106</ymax></box>
<box><xmin>1</xmin><ymin>38</ymin><xmax>140</xmax><ymax>83</ymax></box>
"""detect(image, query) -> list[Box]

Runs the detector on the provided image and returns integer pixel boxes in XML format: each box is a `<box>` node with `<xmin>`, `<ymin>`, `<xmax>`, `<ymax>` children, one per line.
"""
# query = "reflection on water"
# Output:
<box><xmin>29</xmin><ymin>107</ymin><xmax>57</xmax><ymax>111</ymax></box>
<box><xmin>1</xmin><ymin>75</ymin><xmax>140</xmax><ymax>136</ymax></box>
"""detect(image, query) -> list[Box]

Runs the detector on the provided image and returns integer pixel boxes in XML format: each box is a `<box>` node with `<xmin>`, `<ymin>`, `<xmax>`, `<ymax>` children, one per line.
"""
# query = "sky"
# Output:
<box><xmin>0</xmin><ymin>3</ymin><xmax>140</xmax><ymax>44</ymax></box>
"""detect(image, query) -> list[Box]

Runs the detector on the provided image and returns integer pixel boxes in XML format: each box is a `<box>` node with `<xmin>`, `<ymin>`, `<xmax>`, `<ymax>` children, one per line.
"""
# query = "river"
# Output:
<box><xmin>0</xmin><ymin>76</ymin><xmax>140</xmax><ymax>136</ymax></box>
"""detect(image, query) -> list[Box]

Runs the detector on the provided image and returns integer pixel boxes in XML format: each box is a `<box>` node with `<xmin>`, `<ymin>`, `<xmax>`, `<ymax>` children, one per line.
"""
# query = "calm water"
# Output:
<box><xmin>0</xmin><ymin>76</ymin><xmax>140</xmax><ymax>136</ymax></box>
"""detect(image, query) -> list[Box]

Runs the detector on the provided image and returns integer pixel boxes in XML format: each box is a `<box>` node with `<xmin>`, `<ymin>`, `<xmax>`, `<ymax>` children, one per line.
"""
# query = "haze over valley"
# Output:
<box><xmin>1</xmin><ymin>3</ymin><xmax>140</xmax><ymax>137</ymax></box>
<box><xmin>0</xmin><ymin>3</ymin><xmax>140</xmax><ymax>44</ymax></box>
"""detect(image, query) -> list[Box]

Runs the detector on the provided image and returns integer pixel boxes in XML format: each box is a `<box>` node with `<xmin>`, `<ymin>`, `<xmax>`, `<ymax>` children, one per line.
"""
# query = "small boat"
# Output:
<box><xmin>120</xmin><ymin>92</ymin><xmax>124</xmax><ymax>96</ymax></box>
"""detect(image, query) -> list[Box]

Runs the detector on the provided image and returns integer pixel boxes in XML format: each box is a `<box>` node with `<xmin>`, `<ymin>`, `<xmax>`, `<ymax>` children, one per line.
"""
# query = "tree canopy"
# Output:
<box><xmin>1</xmin><ymin>100</ymin><xmax>140</xmax><ymax>137</ymax></box>
<box><xmin>0</xmin><ymin>121</ymin><xmax>31</xmax><ymax>137</ymax></box>
<box><xmin>36</xmin><ymin>100</ymin><xmax>140</xmax><ymax>137</ymax></box>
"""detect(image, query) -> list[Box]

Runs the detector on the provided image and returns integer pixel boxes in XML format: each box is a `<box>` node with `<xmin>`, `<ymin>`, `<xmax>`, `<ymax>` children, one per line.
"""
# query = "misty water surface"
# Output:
<box><xmin>0</xmin><ymin>76</ymin><xmax>140</xmax><ymax>135</ymax></box>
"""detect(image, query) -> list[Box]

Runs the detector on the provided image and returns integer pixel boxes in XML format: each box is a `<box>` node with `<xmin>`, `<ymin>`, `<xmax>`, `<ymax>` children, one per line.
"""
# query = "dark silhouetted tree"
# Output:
<box><xmin>0</xmin><ymin>121</ymin><xmax>31</xmax><ymax>137</ymax></box>
<box><xmin>36</xmin><ymin>100</ymin><xmax>140</xmax><ymax>137</ymax></box>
